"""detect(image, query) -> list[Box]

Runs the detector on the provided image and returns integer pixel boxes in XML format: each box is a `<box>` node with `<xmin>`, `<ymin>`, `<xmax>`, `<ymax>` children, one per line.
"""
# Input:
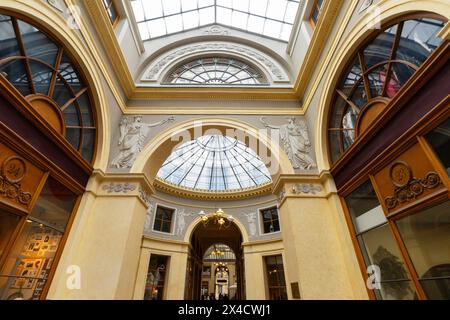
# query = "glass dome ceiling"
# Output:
<box><xmin>157</xmin><ymin>135</ymin><xmax>272</xmax><ymax>192</ymax></box>
<box><xmin>131</xmin><ymin>0</ymin><xmax>301</xmax><ymax>42</ymax></box>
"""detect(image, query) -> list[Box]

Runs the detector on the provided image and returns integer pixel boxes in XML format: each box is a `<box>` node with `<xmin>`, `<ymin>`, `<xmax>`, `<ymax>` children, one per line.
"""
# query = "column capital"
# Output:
<box><xmin>272</xmin><ymin>171</ymin><xmax>338</xmax><ymax>206</ymax></box>
<box><xmin>86</xmin><ymin>169</ymin><xmax>155</xmax><ymax>208</ymax></box>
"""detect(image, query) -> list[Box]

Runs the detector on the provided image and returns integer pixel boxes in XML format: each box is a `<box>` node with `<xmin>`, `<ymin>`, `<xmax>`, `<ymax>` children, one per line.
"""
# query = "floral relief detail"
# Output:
<box><xmin>384</xmin><ymin>162</ymin><xmax>441</xmax><ymax>210</ymax></box>
<box><xmin>292</xmin><ymin>184</ymin><xmax>322</xmax><ymax>195</ymax></box>
<box><xmin>102</xmin><ymin>182</ymin><xmax>137</xmax><ymax>193</ymax></box>
<box><xmin>138</xmin><ymin>188</ymin><xmax>152</xmax><ymax>207</ymax></box>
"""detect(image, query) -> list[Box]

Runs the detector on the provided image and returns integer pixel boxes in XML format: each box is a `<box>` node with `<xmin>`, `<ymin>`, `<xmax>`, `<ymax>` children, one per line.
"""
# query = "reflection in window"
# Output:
<box><xmin>102</xmin><ymin>0</ymin><xmax>119</xmax><ymax>26</ymax></box>
<box><xmin>130</xmin><ymin>0</ymin><xmax>301</xmax><ymax>41</ymax></box>
<box><xmin>157</xmin><ymin>135</ymin><xmax>272</xmax><ymax>192</ymax></box>
<box><xmin>0</xmin><ymin>14</ymin><xmax>96</xmax><ymax>163</ymax></box>
<box><xmin>328</xmin><ymin>17</ymin><xmax>445</xmax><ymax>163</ymax></box>
<box><xmin>396</xmin><ymin>201</ymin><xmax>450</xmax><ymax>299</ymax></box>
<box><xmin>310</xmin><ymin>0</ymin><xmax>324</xmax><ymax>26</ymax></box>
<box><xmin>345</xmin><ymin>181</ymin><xmax>416</xmax><ymax>300</ymax></box>
<box><xmin>164</xmin><ymin>58</ymin><xmax>267</xmax><ymax>85</ymax></box>
<box><xmin>0</xmin><ymin>177</ymin><xmax>77</xmax><ymax>300</ymax></box>
<box><xmin>261</xmin><ymin>207</ymin><xmax>280</xmax><ymax>233</ymax></box>
<box><xmin>144</xmin><ymin>255</ymin><xmax>168</xmax><ymax>300</ymax></box>
<box><xmin>153</xmin><ymin>206</ymin><xmax>174</xmax><ymax>233</ymax></box>
<box><xmin>426</xmin><ymin>117</ymin><xmax>450</xmax><ymax>176</ymax></box>
<box><xmin>264</xmin><ymin>255</ymin><xmax>287</xmax><ymax>300</ymax></box>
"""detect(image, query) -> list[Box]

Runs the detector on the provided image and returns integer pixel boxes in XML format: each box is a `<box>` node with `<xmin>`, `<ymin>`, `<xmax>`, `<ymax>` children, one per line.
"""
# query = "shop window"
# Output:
<box><xmin>102</xmin><ymin>0</ymin><xmax>120</xmax><ymax>26</ymax></box>
<box><xmin>396</xmin><ymin>201</ymin><xmax>450</xmax><ymax>299</ymax></box>
<box><xmin>261</xmin><ymin>207</ymin><xmax>280</xmax><ymax>234</ymax></box>
<box><xmin>328</xmin><ymin>17</ymin><xmax>445</xmax><ymax>163</ymax></box>
<box><xmin>345</xmin><ymin>181</ymin><xmax>417</xmax><ymax>300</ymax></box>
<box><xmin>264</xmin><ymin>255</ymin><xmax>287</xmax><ymax>300</ymax></box>
<box><xmin>0</xmin><ymin>177</ymin><xmax>77</xmax><ymax>300</ymax></box>
<box><xmin>144</xmin><ymin>254</ymin><xmax>169</xmax><ymax>300</ymax></box>
<box><xmin>153</xmin><ymin>206</ymin><xmax>174</xmax><ymax>233</ymax></box>
<box><xmin>426</xmin><ymin>117</ymin><xmax>450</xmax><ymax>176</ymax></box>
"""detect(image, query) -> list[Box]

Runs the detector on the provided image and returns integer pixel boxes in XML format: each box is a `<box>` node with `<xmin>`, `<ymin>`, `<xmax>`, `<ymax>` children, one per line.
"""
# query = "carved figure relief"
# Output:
<box><xmin>110</xmin><ymin>116</ymin><xmax>174</xmax><ymax>168</ymax></box>
<box><xmin>260</xmin><ymin>117</ymin><xmax>317</xmax><ymax>170</ymax></box>
<box><xmin>143</xmin><ymin>200</ymin><xmax>155</xmax><ymax>233</ymax></box>
<box><xmin>243</xmin><ymin>212</ymin><xmax>258</xmax><ymax>237</ymax></box>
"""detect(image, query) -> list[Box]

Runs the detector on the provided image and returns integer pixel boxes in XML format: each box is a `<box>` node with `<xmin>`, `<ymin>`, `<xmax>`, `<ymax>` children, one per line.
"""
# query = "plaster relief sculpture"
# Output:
<box><xmin>293</xmin><ymin>184</ymin><xmax>322</xmax><ymax>195</ymax></box>
<box><xmin>176</xmin><ymin>209</ymin><xmax>197</xmax><ymax>236</ymax></box>
<box><xmin>102</xmin><ymin>182</ymin><xmax>136</xmax><ymax>193</ymax></box>
<box><xmin>143</xmin><ymin>200</ymin><xmax>155</xmax><ymax>233</ymax></box>
<box><xmin>111</xmin><ymin>116</ymin><xmax>174</xmax><ymax>168</ymax></box>
<box><xmin>260</xmin><ymin>117</ymin><xmax>317</xmax><ymax>170</ymax></box>
<box><xmin>243</xmin><ymin>212</ymin><xmax>258</xmax><ymax>237</ymax></box>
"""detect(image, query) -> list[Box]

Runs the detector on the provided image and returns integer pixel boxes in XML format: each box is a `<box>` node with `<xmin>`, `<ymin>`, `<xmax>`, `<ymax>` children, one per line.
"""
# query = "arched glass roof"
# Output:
<box><xmin>164</xmin><ymin>57</ymin><xmax>267</xmax><ymax>85</ymax></box>
<box><xmin>157</xmin><ymin>135</ymin><xmax>272</xmax><ymax>191</ymax></box>
<box><xmin>131</xmin><ymin>0</ymin><xmax>301</xmax><ymax>42</ymax></box>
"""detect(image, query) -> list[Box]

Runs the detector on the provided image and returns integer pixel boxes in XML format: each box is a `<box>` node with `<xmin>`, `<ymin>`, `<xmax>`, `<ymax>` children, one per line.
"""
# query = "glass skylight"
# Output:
<box><xmin>164</xmin><ymin>57</ymin><xmax>267</xmax><ymax>85</ymax></box>
<box><xmin>130</xmin><ymin>0</ymin><xmax>301</xmax><ymax>41</ymax></box>
<box><xmin>157</xmin><ymin>135</ymin><xmax>272</xmax><ymax>192</ymax></box>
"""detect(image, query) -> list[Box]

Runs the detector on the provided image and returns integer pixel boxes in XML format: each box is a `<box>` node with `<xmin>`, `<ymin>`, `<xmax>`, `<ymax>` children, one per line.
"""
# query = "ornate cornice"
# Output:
<box><xmin>153</xmin><ymin>178</ymin><xmax>273</xmax><ymax>201</ymax></box>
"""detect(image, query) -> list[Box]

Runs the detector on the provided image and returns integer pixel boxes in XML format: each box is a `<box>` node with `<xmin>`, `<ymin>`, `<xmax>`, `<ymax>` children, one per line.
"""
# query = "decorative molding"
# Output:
<box><xmin>260</xmin><ymin>117</ymin><xmax>317</xmax><ymax>170</ymax></box>
<box><xmin>292</xmin><ymin>183</ymin><xmax>322</xmax><ymax>195</ymax></box>
<box><xmin>154</xmin><ymin>178</ymin><xmax>273</xmax><ymax>201</ymax></box>
<box><xmin>0</xmin><ymin>156</ymin><xmax>32</xmax><ymax>205</ymax></box>
<box><xmin>143</xmin><ymin>200</ymin><xmax>155</xmax><ymax>233</ymax></box>
<box><xmin>102</xmin><ymin>182</ymin><xmax>137</xmax><ymax>193</ymax></box>
<box><xmin>46</xmin><ymin>0</ymin><xmax>64</xmax><ymax>12</ymax></box>
<box><xmin>243</xmin><ymin>212</ymin><xmax>258</xmax><ymax>237</ymax></box>
<box><xmin>110</xmin><ymin>115</ymin><xmax>174</xmax><ymax>169</ymax></box>
<box><xmin>142</xmin><ymin>42</ymin><xmax>289</xmax><ymax>83</ymax></box>
<box><xmin>384</xmin><ymin>162</ymin><xmax>441</xmax><ymax>210</ymax></box>
<box><xmin>203</xmin><ymin>25</ymin><xmax>229</xmax><ymax>36</ymax></box>
<box><xmin>138</xmin><ymin>187</ymin><xmax>152</xmax><ymax>207</ymax></box>
<box><xmin>278</xmin><ymin>188</ymin><xmax>286</xmax><ymax>202</ymax></box>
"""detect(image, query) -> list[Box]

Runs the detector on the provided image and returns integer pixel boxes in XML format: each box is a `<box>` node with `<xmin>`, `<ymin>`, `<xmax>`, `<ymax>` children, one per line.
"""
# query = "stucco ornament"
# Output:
<box><xmin>176</xmin><ymin>209</ymin><xmax>197</xmax><ymax>236</ymax></box>
<box><xmin>243</xmin><ymin>212</ymin><xmax>258</xmax><ymax>237</ymax></box>
<box><xmin>143</xmin><ymin>200</ymin><xmax>155</xmax><ymax>233</ymax></box>
<box><xmin>110</xmin><ymin>116</ymin><xmax>174</xmax><ymax>168</ymax></box>
<box><xmin>260</xmin><ymin>117</ymin><xmax>317</xmax><ymax>170</ymax></box>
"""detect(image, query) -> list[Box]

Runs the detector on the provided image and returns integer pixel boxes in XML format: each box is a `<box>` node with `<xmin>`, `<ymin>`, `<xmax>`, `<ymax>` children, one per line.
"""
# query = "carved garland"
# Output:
<box><xmin>102</xmin><ymin>182</ymin><xmax>137</xmax><ymax>193</ymax></box>
<box><xmin>384</xmin><ymin>161</ymin><xmax>441</xmax><ymax>210</ymax></box>
<box><xmin>0</xmin><ymin>156</ymin><xmax>32</xmax><ymax>206</ymax></box>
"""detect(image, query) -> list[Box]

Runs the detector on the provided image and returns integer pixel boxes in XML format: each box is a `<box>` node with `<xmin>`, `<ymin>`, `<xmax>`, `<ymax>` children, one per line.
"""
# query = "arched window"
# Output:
<box><xmin>164</xmin><ymin>57</ymin><xmax>267</xmax><ymax>85</ymax></box>
<box><xmin>328</xmin><ymin>16</ymin><xmax>445</xmax><ymax>164</ymax></box>
<box><xmin>0</xmin><ymin>14</ymin><xmax>96</xmax><ymax>163</ymax></box>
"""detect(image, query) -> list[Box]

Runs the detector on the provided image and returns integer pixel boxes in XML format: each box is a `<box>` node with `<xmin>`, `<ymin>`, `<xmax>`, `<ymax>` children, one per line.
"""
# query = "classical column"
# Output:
<box><xmin>47</xmin><ymin>170</ymin><xmax>154</xmax><ymax>299</ymax></box>
<box><xmin>273</xmin><ymin>173</ymin><xmax>368</xmax><ymax>300</ymax></box>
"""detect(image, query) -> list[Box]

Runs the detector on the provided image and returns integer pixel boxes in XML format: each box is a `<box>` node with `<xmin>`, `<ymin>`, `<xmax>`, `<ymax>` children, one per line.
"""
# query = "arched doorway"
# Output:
<box><xmin>186</xmin><ymin>219</ymin><xmax>245</xmax><ymax>300</ymax></box>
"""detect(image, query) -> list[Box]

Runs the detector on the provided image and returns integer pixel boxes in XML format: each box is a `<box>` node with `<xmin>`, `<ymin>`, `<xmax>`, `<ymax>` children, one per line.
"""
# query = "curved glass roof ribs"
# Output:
<box><xmin>157</xmin><ymin>135</ymin><xmax>272</xmax><ymax>192</ymax></box>
<box><xmin>164</xmin><ymin>57</ymin><xmax>267</xmax><ymax>84</ymax></box>
<box><xmin>130</xmin><ymin>0</ymin><xmax>301</xmax><ymax>42</ymax></box>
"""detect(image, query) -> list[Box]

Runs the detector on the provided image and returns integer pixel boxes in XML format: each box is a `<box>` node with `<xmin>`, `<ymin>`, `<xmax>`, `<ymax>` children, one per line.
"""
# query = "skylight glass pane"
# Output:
<box><xmin>166</xmin><ymin>14</ymin><xmax>183</xmax><ymax>34</ymax></box>
<box><xmin>182</xmin><ymin>11</ymin><xmax>199</xmax><ymax>29</ymax></box>
<box><xmin>266</xmin><ymin>0</ymin><xmax>287</xmax><ymax>21</ymax></box>
<box><xmin>216</xmin><ymin>7</ymin><xmax>232</xmax><ymax>25</ymax></box>
<box><xmin>264</xmin><ymin>19</ymin><xmax>282</xmax><ymax>38</ymax></box>
<box><xmin>199</xmin><ymin>6</ymin><xmax>215</xmax><ymax>25</ymax></box>
<box><xmin>145</xmin><ymin>0</ymin><xmax>162</xmax><ymax>19</ymax></box>
<box><xmin>181</xmin><ymin>0</ymin><xmax>197</xmax><ymax>11</ymax></box>
<box><xmin>163</xmin><ymin>0</ymin><xmax>181</xmax><ymax>15</ymax></box>
<box><xmin>148</xmin><ymin>19</ymin><xmax>166</xmax><ymax>38</ymax></box>
<box><xmin>131</xmin><ymin>0</ymin><xmax>300</xmax><ymax>41</ymax></box>
<box><xmin>157</xmin><ymin>135</ymin><xmax>272</xmax><ymax>191</ymax></box>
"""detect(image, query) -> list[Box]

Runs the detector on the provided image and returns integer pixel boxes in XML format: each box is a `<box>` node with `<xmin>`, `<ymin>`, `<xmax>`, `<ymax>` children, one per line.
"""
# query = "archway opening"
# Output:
<box><xmin>186</xmin><ymin>219</ymin><xmax>245</xmax><ymax>300</ymax></box>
